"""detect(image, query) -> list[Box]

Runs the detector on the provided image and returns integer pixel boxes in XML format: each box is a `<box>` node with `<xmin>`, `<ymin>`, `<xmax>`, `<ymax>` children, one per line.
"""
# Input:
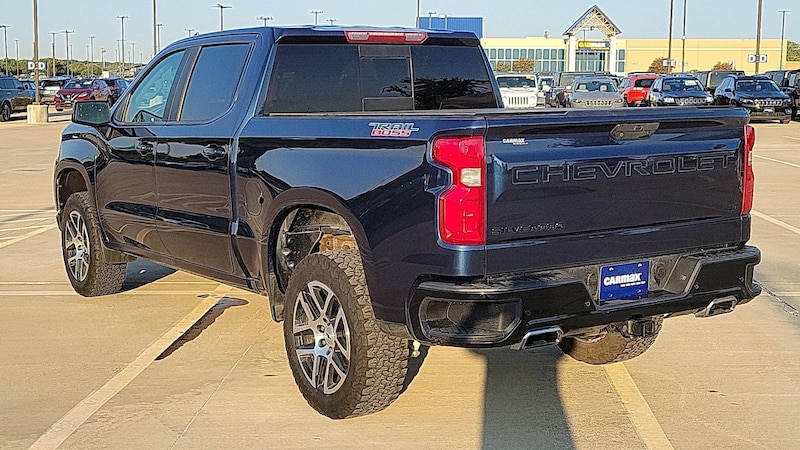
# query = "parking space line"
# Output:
<box><xmin>0</xmin><ymin>290</ymin><xmax>231</xmax><ymax>297</ymax></box>
<box><xmin>29</xmin><ymin>284</ymin><xmax>230</xmax><ymax>450</ymax></box>
<box><xmin>752</xmin><ymin>210</ymin><xmax>800</xmax><ymax>237</ymax></box>
<box><xmin>783</xmin><ymin>136</ymin><xmax>800</xmax><ymax>142</ymax></box>
<box><xmin>0</xmin><ymin>224</ymin><xmax>58</xmax><ymax>250</ymax></box>
<box><xmin>0</xmin><ymin>224</ymin><xmax>58</xmax><ymax>233</ymax></box>
<box><xmin>604</xmin><ymin>363</ymin><xmax>674</xmax><ymax>450</ymax></box>
<box><xmin>754</xmin><ymin>154</ymin><xmax>800</xmax><ymax>169</ymax></box>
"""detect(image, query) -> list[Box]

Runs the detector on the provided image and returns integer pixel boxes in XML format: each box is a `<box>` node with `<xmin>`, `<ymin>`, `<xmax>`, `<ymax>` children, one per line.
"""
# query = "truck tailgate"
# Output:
<box><xmin>483</xmin><ymin>108</ymin><xmax>747</xmax><ymax>258</ymax></box>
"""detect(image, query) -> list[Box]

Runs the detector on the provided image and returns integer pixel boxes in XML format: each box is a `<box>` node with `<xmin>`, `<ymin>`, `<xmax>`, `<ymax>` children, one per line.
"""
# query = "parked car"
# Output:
<box><xmin>496</xmin><ymin>73</ymin><xmax>538</xmax><ymax>108</ymax></box>
<box><xmin>567</xmin><ymin>76</ymin><xmax>624</xmax><ymax>108</ymax></box>
<box><xmin>39</xmin><ymin>76</ymin><xmax>71</xmax><ymax>105</ymax></box>
<box><xmin>535</xmin><ymin>73</ymin><xmax>555</xmax><ymax>106</ymax></box>
<box><xmin>620</xmin><ymin>74</ymin><xmax>657</xmax><ymax>106</ymax></box>
<box><xmin>54</xmin><ymin>79</ymin><xmax>112</xmax><ymax>111</ymax></box>
<box><xmin>647</xmin><ymin>75</ymin><xmax>713</xmax><ymax>106</ymax></box>
<box><xmin>694</xmin><ymin>70</ymin><xmax>744</xmax><ymax>95</ymax></box>
<box><xmin>549</xmin><ymin>71</ymin><xmax>608</xmax><ymax>107</ymax></box>
<box><xmin>0</xmin><ymin>76</ymin><xmax>33</xmax><ymax>121</ymax></box>
<box><xmin>102</xmin><ymin>77</ymin><xmax>130</xmax><ymax>104</ymax></box>
<box><xmin>762</xmin><ymin>69</ymin><xmax>800</xmax><ymax>119</ymax></box>
<box><xmin>713</xmin><ymin>75</ymin><xmax>792</xmax><ymax>123</ymax></box>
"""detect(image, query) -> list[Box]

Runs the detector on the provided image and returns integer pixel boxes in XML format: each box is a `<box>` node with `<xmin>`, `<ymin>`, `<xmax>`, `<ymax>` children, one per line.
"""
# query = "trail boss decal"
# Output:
<box><xmin>369</xmin><ymin>122</ymin><xmax>420</xmax><ymax>137</ymax></box>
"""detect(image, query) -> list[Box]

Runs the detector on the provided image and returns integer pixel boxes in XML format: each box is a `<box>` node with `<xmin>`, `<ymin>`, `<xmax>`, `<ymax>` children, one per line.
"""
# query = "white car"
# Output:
<box><xmin>496</xmin><ymin>73</ymin><xmax>538</xmax><ymax>109</ymax></box>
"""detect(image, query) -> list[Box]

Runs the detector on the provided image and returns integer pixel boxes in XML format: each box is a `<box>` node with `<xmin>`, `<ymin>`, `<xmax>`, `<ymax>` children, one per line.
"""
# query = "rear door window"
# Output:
<box><xmin>179</xmin><ymin>43</ymin><xmax>251</xmax><ymax>122</ymax></box>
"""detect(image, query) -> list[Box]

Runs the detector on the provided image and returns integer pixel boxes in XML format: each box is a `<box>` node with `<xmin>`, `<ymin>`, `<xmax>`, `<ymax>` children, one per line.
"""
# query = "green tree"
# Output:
<box><xmin>648</xmin><ymin>57</ymin><xmax>669</xmax><ymax>74</ymax></box>
<box><xmin>788</xmin><ymin>41</ymin><xmax>800</xmax><ymax>61</ymax></box>
<box><xmin>513</xmin><ymin>58</ymin><xmax>534</xmax><ymax>73</ymax></box>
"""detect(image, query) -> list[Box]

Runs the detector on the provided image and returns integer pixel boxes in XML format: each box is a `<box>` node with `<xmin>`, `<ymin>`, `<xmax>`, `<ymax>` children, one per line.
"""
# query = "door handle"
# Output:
<box><xmin>202</xmin><ymin>145</ymin><xmax>226</xmax><ymax>159</ymax></box>
<box><xmin>135</xmin><ymin>142</ymin><xmax>154</xmax><ymax>156</ymax></box>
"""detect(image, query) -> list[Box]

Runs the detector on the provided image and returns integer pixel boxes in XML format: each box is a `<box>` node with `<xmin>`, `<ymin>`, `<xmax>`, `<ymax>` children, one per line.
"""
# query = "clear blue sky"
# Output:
<box><xmin>1</xmin><ymin>0</ymin><xmax>798</xmax><ymax>62</ymax></box>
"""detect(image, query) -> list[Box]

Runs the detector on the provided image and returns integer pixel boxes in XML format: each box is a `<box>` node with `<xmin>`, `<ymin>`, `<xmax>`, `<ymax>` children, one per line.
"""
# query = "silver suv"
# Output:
<box><xmin>0</xmin><ymin>76</ymin><xmax>34</xmax><ymax>121</ymax></box>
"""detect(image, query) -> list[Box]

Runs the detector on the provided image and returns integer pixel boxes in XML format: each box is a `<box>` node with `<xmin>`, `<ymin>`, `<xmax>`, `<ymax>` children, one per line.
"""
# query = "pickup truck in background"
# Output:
<box><xmin>55</xmin><ymin>26</ymin><xmax>761</xmax><ymax>419</ymax></box>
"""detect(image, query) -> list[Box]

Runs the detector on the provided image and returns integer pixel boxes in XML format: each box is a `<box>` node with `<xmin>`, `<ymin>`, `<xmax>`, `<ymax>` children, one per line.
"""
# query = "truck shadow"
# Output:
<box><xmin>121</xmin><ymin>259</ymin><xmax>177</xmax><ymax>291</ymax></box>
<box><xmin>473</xmin><ymin>346</ymin><xmax>576</xmax><ymax>450</ymax></box>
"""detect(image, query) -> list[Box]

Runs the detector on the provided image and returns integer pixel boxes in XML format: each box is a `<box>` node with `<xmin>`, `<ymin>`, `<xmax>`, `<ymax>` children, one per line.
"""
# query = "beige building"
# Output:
<box><xmin>481</xmin><ymin>6</ymin><xmax>793</xmax><ymax>75</ymax></box>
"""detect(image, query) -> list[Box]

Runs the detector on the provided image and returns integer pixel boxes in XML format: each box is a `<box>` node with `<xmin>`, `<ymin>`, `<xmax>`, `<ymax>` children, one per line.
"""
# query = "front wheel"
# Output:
<box><xmin>0</xmin><ymin>102</ymin><xmax>11</xmax><ymax>122</ymax></box>
<box><xmin>283</xmin><ymin>250</ymin><xmax>409</xmax><ymax>419</ymax></box>
<box><xmin>558</xmin><ymin>316</ymin><xmax>663</xmax><ymax>365</ymax></box>
<box><xmin>61</xmin><ymin>192</ymin><xmax>127</xmax><ymax>296</ymax></box>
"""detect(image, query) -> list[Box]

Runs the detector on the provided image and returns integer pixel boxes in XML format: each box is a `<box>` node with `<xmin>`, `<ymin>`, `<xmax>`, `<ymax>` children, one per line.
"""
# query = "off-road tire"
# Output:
<box><xmin>0</xmin><ymin>102</ymin><xmax>11</xmax><ymax>122</ymax></box>
<box><xmin>61</xmin><ymin>192</ymin><xmax>126</xmax><ymax>296</ymax></box>
<box><xmin>558</xmin><ymin>316</ymin><xmax>663</xmax><ymax>365</ymax></box>
<box><xmin>283</xmin><ymin>250</ymin><xmax>409</xmax><ymax>419</ymax></box>
<box><xmin>780</xmin><ymin>119</ymin><xmax>790</xmax><ymax>124</ymax></box>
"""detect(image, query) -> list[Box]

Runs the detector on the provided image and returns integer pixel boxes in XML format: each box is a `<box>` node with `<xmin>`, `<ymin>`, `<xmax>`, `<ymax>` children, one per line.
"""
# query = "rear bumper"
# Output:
<box><xmin>404</xmin><ymin>246</ymin><xmax>761</xmax><ymax>347</ymax></box>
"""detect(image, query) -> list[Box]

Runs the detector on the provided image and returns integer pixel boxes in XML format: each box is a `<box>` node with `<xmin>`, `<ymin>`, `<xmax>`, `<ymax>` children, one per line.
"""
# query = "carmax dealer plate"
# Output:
<box><xmin>599</xmin><ymin>261</ymin><xmax>649</xmax><ymax>301</ymax></box>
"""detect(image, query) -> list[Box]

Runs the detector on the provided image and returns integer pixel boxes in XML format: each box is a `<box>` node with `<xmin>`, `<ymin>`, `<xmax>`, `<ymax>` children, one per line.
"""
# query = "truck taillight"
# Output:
<box><xmin>432</xmin><ymin>136</ymin><xmax>486</xmax><ymax>245</ymax></box>
<box><xmin>741</xmin><ymin>124</ymin><xmax>755</xmax><ymax>215</ymax></box>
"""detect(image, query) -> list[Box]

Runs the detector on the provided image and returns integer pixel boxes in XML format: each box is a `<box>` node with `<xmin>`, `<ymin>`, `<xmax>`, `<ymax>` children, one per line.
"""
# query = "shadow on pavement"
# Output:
<box><xmin>474</xmin><ymin>346</ymin><xmax>575</xmax><ymax>450</ymax></box>
<box><xmin>156</xmin><ymin>297</ymin><xmax>249</xmax><ymax>360</ymax></box>
<box><xmin>122</xmin><ymin>259</ymin><xmax>177</xmax><ymax>291</ymax></box>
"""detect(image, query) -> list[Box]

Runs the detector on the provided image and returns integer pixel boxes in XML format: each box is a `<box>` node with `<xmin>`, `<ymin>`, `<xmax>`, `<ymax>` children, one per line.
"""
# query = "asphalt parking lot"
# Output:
<box><xmin>1</xmin><ymin>111</ymin><xmax>799</xmax><ymax>449</ymax></box>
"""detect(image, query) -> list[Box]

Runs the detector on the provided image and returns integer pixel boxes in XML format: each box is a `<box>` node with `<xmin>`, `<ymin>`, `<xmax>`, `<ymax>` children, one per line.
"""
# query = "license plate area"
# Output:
<box><xmin>764</xmin><ymin>108</ymin><xmax>774</xmax><ymax>113</ymax></box>
<box><xmin>600</xmin><ymin>261</ymin><xmax>650</xmax><ymax>302</ymax></box>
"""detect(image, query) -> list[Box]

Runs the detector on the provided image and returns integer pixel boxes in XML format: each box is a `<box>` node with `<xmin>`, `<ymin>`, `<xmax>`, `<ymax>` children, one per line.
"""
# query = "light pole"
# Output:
<box><xmin>779</xmin><ymin>10</ymin><xmax>791</xmax><ymax>70</ymax></box>
<box><xmin>152</xmin><ymin>0</ymin><xmax>158</xmax><ymax>58</ymax></box>
<box><xmin>257</xmin><ymin>15</ymin><xmax>273</xmax><ymax>27</ymax></box>
<box><xmin>101</xmin><ymin>47</ymin><xmax>106</xmax><ymax>70</ymax></box>
<box><xmin>416</xmin><ymin>0</ymin><xmax>420</xmax><ymax>27</ymax></box>
<box><xmin>0</xmin><ymin>25</ymin><xmax>9</xmax><ymax>76</ymax></box>
<box><xmin>214</xmin><ymin>4</ymin><xmax>232</xmax><ymax>31</ymax></box>
<box><xmin>680</xmin><ymin>0</ymin><xmax>687</xmax><ymax>71</ymax></box>
<box><xmin>69</xmin><ymin>44</ymin><xmax>73</xmax><ymax>76</ymax></box>
<box><xmin>33</xmin><ymin>0</ymin><xmax>41</xmax><ymax>103</ymax></box>
<box><xmin>311</xmin><ymin>10</ymin><xmax>323</xmax><ymax>25</ymax></box>
<box><xmin>755</xmin><ymin>0</ymin><xmax>763</xmax><ymax>74</ymax></box>
<box><xmin>14</xmin><ymin>39</ymin><xmax>19</xmax><ymax>76</ymax></box>
<box><xmin>156</xmin><ymin>24</ymin><xmax>163</xmax><ymax>53</ymax></box>
<box><xmin>185</xmin><ymin>28</ymin><xmax>196</xmax><ymax>37</ymax></box>
<box><xmin>62</xmin><ymin>30</ymin><xmax>74</xmax><ymax>77</ymax></box>
<box><xmin>667</xmin><ymin>0</ymin><xmax>674</xmax><ymax>73</ymax></box>
<box><xmin>88</xmin><ymin>35</ymin><xmax>95</xmax><ymax>76</ymax></box>
<box><xmin>130</xmin><ymin>42</ymin><xmax>136</xmax><ymax>69</ymax></box>
<box><xmin>117</xmin><ymin>15</ymin><xmax>128</xmax><ymax>75</ymax></box>
<box><xmin>439</xmin><ymin>14</ymin><xmax>449</xmax><ymax>29</ymax></box>
<box><xmin>327</xmin><ymin>18</ymin><xmax>337</xmax><ymax>25</ymax></box>
<box><xmin>427</xmin><ymin>11</ymin><xmax>436</xmax><ymax>28</ymax></box>
<box><xmin>49</xmin><ymin>31</ymin><xmax>57</xmax><ymax>76</ymax></box>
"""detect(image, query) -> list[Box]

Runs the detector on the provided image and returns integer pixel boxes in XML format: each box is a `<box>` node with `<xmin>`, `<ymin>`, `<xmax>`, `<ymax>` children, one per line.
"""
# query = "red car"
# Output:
<box><xmin>54</xmin><ymin>79</ymin><xmax>111</xmax><ymax>111</ymax></box>
<box><xmin>620</xmin><ymin>74</ymin><xmax>658</xmax><ymax>106</ymax></box>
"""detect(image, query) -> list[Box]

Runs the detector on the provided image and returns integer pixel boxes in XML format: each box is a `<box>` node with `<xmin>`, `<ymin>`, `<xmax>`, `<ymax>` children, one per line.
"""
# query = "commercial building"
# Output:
<box><xmin>422</xmin><ymin>6</ymin><xmax>797</xmax><ymax>75</ymax></box>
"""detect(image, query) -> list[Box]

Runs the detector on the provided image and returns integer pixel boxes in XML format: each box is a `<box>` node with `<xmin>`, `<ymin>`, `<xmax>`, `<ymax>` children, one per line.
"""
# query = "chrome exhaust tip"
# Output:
<box><xmin>695</xmin><ymin>295</ymin><xmax>738</xmax><ymax>318</ymax></box>
<box><xmin>511</xmin><ymin>326</ymin><xmax>564</xmax><ymax>350</ymax></box>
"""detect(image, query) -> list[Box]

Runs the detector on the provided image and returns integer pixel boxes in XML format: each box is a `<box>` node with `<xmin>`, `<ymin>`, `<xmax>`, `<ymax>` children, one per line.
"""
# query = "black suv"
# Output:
<box><xmin>714</xmin><ymin>75</ymin><xmax>792</xmax><ymax>123</ymax></box>
<box><xmin>0</xmin><ymin>76</ymin><xmax>34</xmax><ymax>121</ymax></box>
<box><xmin>763</xmin><ymin>69</ymin><xmax>800</xmax><ymax>119</ymax></box>
<box><xmin>646</xmin><ymin>75</ymin><xmax>713</xmax><ymax>106</ymax></box>
<box><xmin>102</xmin><ymin>77</ymin><xmax>130</xmax><ymax>104</ymax></box>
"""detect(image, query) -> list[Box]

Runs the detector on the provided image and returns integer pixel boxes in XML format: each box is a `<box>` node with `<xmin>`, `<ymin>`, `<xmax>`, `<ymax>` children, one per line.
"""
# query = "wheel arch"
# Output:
<box><xmin>55</xmin><ymin>164</ymin><xmax>93</xmax><ymax>225</ymax></box>
<box><xmin>262</xmin><ymin>188</ymin><xmax>373</xmax><ymax>322</ymax></box>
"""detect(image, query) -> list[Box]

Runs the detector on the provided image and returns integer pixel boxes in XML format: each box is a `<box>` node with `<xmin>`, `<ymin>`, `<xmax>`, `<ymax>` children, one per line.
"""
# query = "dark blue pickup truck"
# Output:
<box><xmin>54</xmin><ymin>26</ymin><xmax>761</xmax><ymax>419</ymax></box>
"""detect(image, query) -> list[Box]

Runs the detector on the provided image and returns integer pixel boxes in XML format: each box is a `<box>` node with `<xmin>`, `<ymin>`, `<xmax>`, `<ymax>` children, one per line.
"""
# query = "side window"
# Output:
<box><xmin>120</xmin><ymin>50</ymin><xmax>185</xmax><ymax>123</ymax></box>
<box><xmin>179</xmin><ymin>43</ymin><xmax>251</xmax><ymax>122</ymax></box>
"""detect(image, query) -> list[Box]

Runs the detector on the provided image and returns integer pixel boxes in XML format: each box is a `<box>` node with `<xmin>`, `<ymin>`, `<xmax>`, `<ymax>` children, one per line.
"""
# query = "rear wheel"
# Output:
<box><xmin>781</xmin><ymin>118</ymin><xmax>790</xmax><ymax>124</ymax></box>
<box><xmin>558</xmin><ymin>316</ymin><xmax>663</xmax><ymax>365</ymax></box>
<box><xmin>61</xmin><ymin>192</ymin><xmax>127</xmax><ymax>296</ymax></box>
<box><xmin>283</xmin><ymin>250</ymin><xmax>409</xmax><ymax>419</ymax></box>
<box><xmin>0</xmin><ymin>102</ymin><xmax>11</xmax><ymax>121</ymax></box>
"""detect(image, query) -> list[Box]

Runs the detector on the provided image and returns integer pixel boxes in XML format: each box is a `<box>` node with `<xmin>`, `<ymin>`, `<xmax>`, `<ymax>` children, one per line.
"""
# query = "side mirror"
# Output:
<box><xmin>651</xmin><ymin>88</ymin><xmax>660</xmax><ymax>93</ymax></box>
<box><xmin>724</xmin><ymin>88</ymin><xmax>732</xmax><ymax>93</ymax></box>
<box><xmin>72</xmin><ymin>100</ymin><xmax>111</xmax><ymax>126</ymax></box>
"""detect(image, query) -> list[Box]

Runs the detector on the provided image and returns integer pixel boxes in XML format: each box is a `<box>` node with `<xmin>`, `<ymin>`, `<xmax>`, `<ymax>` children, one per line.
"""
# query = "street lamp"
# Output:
<box><xmin>49</xmin><ymin>31</ymin><xmax>57</xmax><ymax>76</ymax></box>
<box><xmin>439</xmin><ymin>14</ymin><xmax>449</xmax><ymax>29</ymax></box>
<box><xmin>101</xmin><ymin>47</ymin><xmax>106</xmax><ymax>70</ymax></box>
<box><xmin>184</xmin><ymin>28</ymin><xmax>196</xmax><ymax>37</ymax></box>
<box><xmin>152</xmin><ymin>0</ymin><xmax>158</xmax><ymax>58</ymax></box>
<box><xmin>311</xmin><ymin>10</ymin><xmax>323</xmax><ymax>25</ymax></box>
<box><xmin>14</xmin><ymin>39</ymin><xmax>19</xmax><ymax>76</ymax></box>
<box><xmin>681</xmin><ymin>0</ymin><xmax>687</xmax><ymax>71</ymax></box>
<box><xmin>755</xmin><ymin>0</ymin><xmax>763</xmax><ymax>74</ymax></box>
<box><xmin>327</xmin><ymin>18</ymin><xmax>337</xmax><ymax>25</ymax></box>
<box><xmin>33</xmin><ymin>0</ymin><xmax>41</xmax><ymax>104</ymax></box>
<box><xmin>427</xmin><ymin>11</ymin><xmax>436</xmax><ymax>28</ymax></box>
<box><xmin>88</xmin><ymin>35</ymin><xmax>95</xmax><ymax>76</ymax></box>
<box><xmin>779</xmin><ymin>10</ymin><xmax>791</xmax><ymax>70</ymax></box>
<box><xmin>156</xmin><ymin>24</ymin><xmax>163</xmax><ymax>52</ymax></box>
<box><xmin>667</xmin><ymin>0</ymin><xmax>674</xmax><ymax>73</ymax></box>
<box><xmin>130</xmin><ymin>42</ymin><xmax>136</xmax><ymax>68</ymax></box>
<box><xmin>61</xmin><ymin>29</ymin><xmax>74</xmax><ymax>77</ymax></box>
<box><xmin>257</xmin><ymin>15</ymin><xmax>273</xmax><ymax>27</ymax></box>
<box><xmin>116</xmin><ymin>15</ymin><xmax>128</xmax><ymax>74</ymax></box>
<box><xmin>0</xmin><ymin>25</ymin><xmax>9</xmax><ymax>76</ymax></box>
<box><xmin>214</xmin><ymin>4</ymin><xmax>232</xmax><ymax>31</ymax></box>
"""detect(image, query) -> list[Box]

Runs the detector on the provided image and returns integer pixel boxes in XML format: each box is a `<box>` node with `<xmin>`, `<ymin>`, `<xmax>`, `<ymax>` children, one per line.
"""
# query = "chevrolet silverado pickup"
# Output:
<box><xmin>54</xmin><ymin>26</ymin><xmax>761</xmax><ymax>419</ymax></box>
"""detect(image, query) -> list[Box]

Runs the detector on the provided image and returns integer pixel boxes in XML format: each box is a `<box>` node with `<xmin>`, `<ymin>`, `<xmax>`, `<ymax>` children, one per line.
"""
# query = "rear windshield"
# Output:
<box><xmin>573</xmin><ymin>80</ymin><xmax>618</xmax><ymax>92</ymax></box>
<box><xmin>633</xmin><ymin>78</ymin><xmax>654</xmax><ymax>88</ymax></box>
<box><xmin>264</xmin><ymin>44</ymin><xmax>496</xmax><ymax>113</ymax></box>
<box><xmin>63</xmin><ymin>80</ymin><xmax>91</xmax><ymax>89</ymax></box>
<box><xmin>41</xmin><ymin>80</ymin><xmax>66</xmax><ymax>88</ymax></box>
<box><xmin>662</xmin><ymin>78</ymin><xmax>703</xmax><ymax>92</ymax></box>
<box><xmin>709</xmin><ymin>71</ymin><xmax>742</xmax><ymax>87</ymax></box>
